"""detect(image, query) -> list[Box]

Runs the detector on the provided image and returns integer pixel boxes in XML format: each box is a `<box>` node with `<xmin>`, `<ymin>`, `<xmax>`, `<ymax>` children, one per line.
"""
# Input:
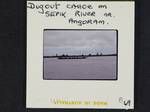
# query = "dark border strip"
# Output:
<box><xmin>27</xmin><ymin>108</ymin><xmax>133</xmax><ymax>111</ymax></box>
<box><xmin>27</xmin><ymin>0</ymin><xmax>134</xmax><ymax>2</ymax></box>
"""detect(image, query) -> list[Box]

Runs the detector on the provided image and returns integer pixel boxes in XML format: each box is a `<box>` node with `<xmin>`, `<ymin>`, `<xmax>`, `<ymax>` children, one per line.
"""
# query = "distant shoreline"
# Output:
<box><xmin>44</xmin><ymin>54</ymin><xmax>117</xmax><ymax>58</ymax></box>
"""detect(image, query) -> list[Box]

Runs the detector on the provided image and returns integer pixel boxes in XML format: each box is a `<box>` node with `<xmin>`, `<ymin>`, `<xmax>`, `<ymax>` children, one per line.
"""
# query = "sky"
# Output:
<box><xmin>43</xmin><ymin>30</ymin><xmax>117</xmax><ymax>56</ymax></box>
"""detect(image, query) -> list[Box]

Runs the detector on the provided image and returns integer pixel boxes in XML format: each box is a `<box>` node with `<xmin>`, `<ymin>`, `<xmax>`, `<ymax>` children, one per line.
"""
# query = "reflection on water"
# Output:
<box><xmin>43</xmin><ymin>56</ymin><xmax>117</xmax><ymax>80</ymax></box>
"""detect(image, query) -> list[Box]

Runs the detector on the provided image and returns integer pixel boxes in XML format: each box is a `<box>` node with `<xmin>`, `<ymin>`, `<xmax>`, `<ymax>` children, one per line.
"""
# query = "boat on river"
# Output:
<box><xmin>58</xmin><ymin>55</ymin><xmax>87</xmax><ymax>59</ymax></box>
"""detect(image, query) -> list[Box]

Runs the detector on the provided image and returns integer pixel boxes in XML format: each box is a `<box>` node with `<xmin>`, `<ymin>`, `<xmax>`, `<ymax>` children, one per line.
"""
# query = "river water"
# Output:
<box><xmin>43</xmin><ymin>56</ymin><xmax>117</xmax><ymax>80</ymax></box>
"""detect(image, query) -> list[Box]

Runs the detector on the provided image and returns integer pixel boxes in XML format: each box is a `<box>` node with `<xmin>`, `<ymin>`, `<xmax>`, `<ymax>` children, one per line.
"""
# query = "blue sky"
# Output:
<box><xmin>43</xmin><ymin>30</ymin><xmax>117</xmax><ymax>56</ymax></box>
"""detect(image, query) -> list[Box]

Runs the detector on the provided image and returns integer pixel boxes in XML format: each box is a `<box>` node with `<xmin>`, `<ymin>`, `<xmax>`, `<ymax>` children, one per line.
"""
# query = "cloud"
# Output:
<box><xmin>44</xmin><ymin>30</ymin><xmax>117</xmax><ymax>56</ymax></box>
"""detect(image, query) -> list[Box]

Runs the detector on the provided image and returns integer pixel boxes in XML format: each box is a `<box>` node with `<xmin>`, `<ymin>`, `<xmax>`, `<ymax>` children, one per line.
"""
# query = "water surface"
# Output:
<box><xmin>43</xmin><ymin>56</ymin><xmax>117</xmax><ymax>80</ymax></box>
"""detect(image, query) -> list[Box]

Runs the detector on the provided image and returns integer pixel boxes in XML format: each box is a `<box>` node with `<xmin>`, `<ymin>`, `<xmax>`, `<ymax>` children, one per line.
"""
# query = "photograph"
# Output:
<box><xmin>43</xmin><ymin>29</ymin><xmax>117</xmax><ymax>80</ymax></box>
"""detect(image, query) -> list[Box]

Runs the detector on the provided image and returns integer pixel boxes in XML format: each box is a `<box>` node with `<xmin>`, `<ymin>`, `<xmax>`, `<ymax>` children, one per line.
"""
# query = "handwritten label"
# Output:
<box><xmin>27</xmin><ymin>2</ymin><xmax>115</xmax><ymax>26</ymax></box>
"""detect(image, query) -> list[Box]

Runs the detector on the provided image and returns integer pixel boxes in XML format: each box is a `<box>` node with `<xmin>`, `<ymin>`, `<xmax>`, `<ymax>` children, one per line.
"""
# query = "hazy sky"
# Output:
<box><xmin>44</xmin><ymin>30</ymin><xmax>117</xmax><ymax>56</ymax></box>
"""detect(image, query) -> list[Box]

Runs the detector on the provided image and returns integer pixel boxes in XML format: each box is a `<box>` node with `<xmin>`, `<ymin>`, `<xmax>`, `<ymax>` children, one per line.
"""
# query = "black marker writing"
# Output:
<box><xmin>75</xmin><ymin>10</ymin><xmax>95</xmax><ymax>17</ymax></box>
<box><xmin>45</xmin><ymin>11</ymin><xmax>66</xmax><ymax>18</ymax></box>
<box><xmin>27</xmin><ymin>2</ymin><xmax>61</xmax><ymax>14</ymax></box>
